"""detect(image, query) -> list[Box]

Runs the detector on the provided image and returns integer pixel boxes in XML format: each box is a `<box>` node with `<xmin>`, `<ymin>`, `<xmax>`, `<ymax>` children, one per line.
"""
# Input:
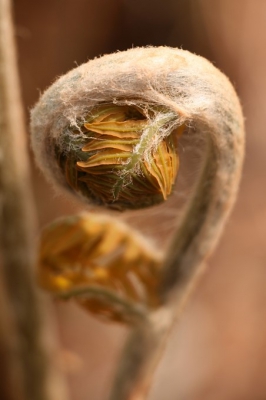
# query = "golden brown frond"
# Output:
<box><xmin>55</xmin><ymin>105</ymin><xmax>183</xmax><ymax>210</ymax></box>
<box><xmin>38</xmin><ymin>214</ymin><xmax>163</xmax><ymax>323</ymax></box>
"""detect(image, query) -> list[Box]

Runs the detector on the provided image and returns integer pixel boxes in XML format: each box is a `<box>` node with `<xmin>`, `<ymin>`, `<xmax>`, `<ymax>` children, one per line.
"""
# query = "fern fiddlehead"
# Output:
<box><xmin>31</xmin><ymin>47</ymin><xmax>245</xmax><ymax>400</ymax></box>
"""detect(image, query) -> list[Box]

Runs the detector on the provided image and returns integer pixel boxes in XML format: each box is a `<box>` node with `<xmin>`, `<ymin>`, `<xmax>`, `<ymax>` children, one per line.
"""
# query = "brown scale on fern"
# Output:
<box><xmin>56</xmin><ymin>105</ymin><xmax>183</xmax><ymax>210</ymax></box>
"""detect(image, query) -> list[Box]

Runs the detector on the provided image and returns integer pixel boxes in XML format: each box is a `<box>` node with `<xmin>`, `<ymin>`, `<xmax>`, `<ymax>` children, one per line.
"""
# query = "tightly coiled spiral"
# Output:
<box><xmin>31</xmin><ymin>47</ymin><xmax>244</xmax><ymax>326</ymax></box>
<box><xmin>31</xmin><ymin>46</ymin><xmax>243</xmax><ymax>211</ymax></box>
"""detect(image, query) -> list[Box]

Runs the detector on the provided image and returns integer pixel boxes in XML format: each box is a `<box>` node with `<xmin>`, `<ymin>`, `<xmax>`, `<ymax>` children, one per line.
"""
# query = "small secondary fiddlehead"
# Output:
<box><xmin>38</xmin><ymin>213</ymin><xmax>163</xmax><ymax>324</ymax></box>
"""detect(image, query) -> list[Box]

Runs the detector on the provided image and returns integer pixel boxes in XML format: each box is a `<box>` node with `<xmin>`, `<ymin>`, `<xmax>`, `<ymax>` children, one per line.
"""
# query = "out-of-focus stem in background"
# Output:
<box><xmin>0</xmin><ymin>1</ymin><xmax>67</xmax><ymax>399</ymax></box>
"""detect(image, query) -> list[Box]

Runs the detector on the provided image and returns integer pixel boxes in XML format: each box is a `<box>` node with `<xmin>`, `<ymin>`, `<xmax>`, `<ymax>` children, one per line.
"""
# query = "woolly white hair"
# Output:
<box><xmin>30</xmin><ymin>46</ymin><xmax>244</xmax><ymax>203</ymax></box>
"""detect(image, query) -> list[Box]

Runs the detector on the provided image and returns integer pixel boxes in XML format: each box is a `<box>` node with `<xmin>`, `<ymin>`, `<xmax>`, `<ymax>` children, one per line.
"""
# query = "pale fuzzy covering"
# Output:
<box><xmin>30</xmin><ymin>46</ymin><xmax>244</xmax><ymax>202</ymax></box>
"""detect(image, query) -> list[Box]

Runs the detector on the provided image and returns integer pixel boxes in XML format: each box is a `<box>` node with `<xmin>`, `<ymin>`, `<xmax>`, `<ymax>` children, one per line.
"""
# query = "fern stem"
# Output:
<box><xmin>109</xmin><ymin>78</ymin><xmax>244</xmax><ymax>400</ymax></box>
<box><xmin>0</xmin><ymin>1</ymin><xmax>67</xmax><ymax>399</ymax></box>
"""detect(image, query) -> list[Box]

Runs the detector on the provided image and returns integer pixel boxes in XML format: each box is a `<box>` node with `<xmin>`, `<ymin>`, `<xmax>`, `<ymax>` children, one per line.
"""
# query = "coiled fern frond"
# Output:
<box><xmin>38</xmin><ymin>214</ymin><xmax>163</xmax><ymax>323</ymax></box>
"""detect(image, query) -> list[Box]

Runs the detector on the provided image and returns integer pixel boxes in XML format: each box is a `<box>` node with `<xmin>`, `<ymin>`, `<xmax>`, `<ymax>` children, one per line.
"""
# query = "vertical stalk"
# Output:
<box><xmin>0</xmin><ymin>1</ymin><xmax>67</xmax><ymax>399</ymax></box>
<box><xmin>109</xmin><ymin>114</ymin><xmax>244</xmax><ymax>400</ymax></box>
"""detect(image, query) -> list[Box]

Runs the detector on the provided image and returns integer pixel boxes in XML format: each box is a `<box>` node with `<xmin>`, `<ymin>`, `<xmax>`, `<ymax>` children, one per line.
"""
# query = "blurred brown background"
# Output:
<box><xmin>13</xmin><ymin>1</ymin><xmax>266</xmax><ymax>399</ymax></box>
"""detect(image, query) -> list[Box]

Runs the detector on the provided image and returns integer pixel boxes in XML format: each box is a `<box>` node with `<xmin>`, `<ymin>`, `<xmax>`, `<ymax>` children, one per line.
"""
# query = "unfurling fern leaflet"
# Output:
<box><xmin>56</xmin><ymin>105</ymin><xmax>184</xmax><ymax>211</ymax></box>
